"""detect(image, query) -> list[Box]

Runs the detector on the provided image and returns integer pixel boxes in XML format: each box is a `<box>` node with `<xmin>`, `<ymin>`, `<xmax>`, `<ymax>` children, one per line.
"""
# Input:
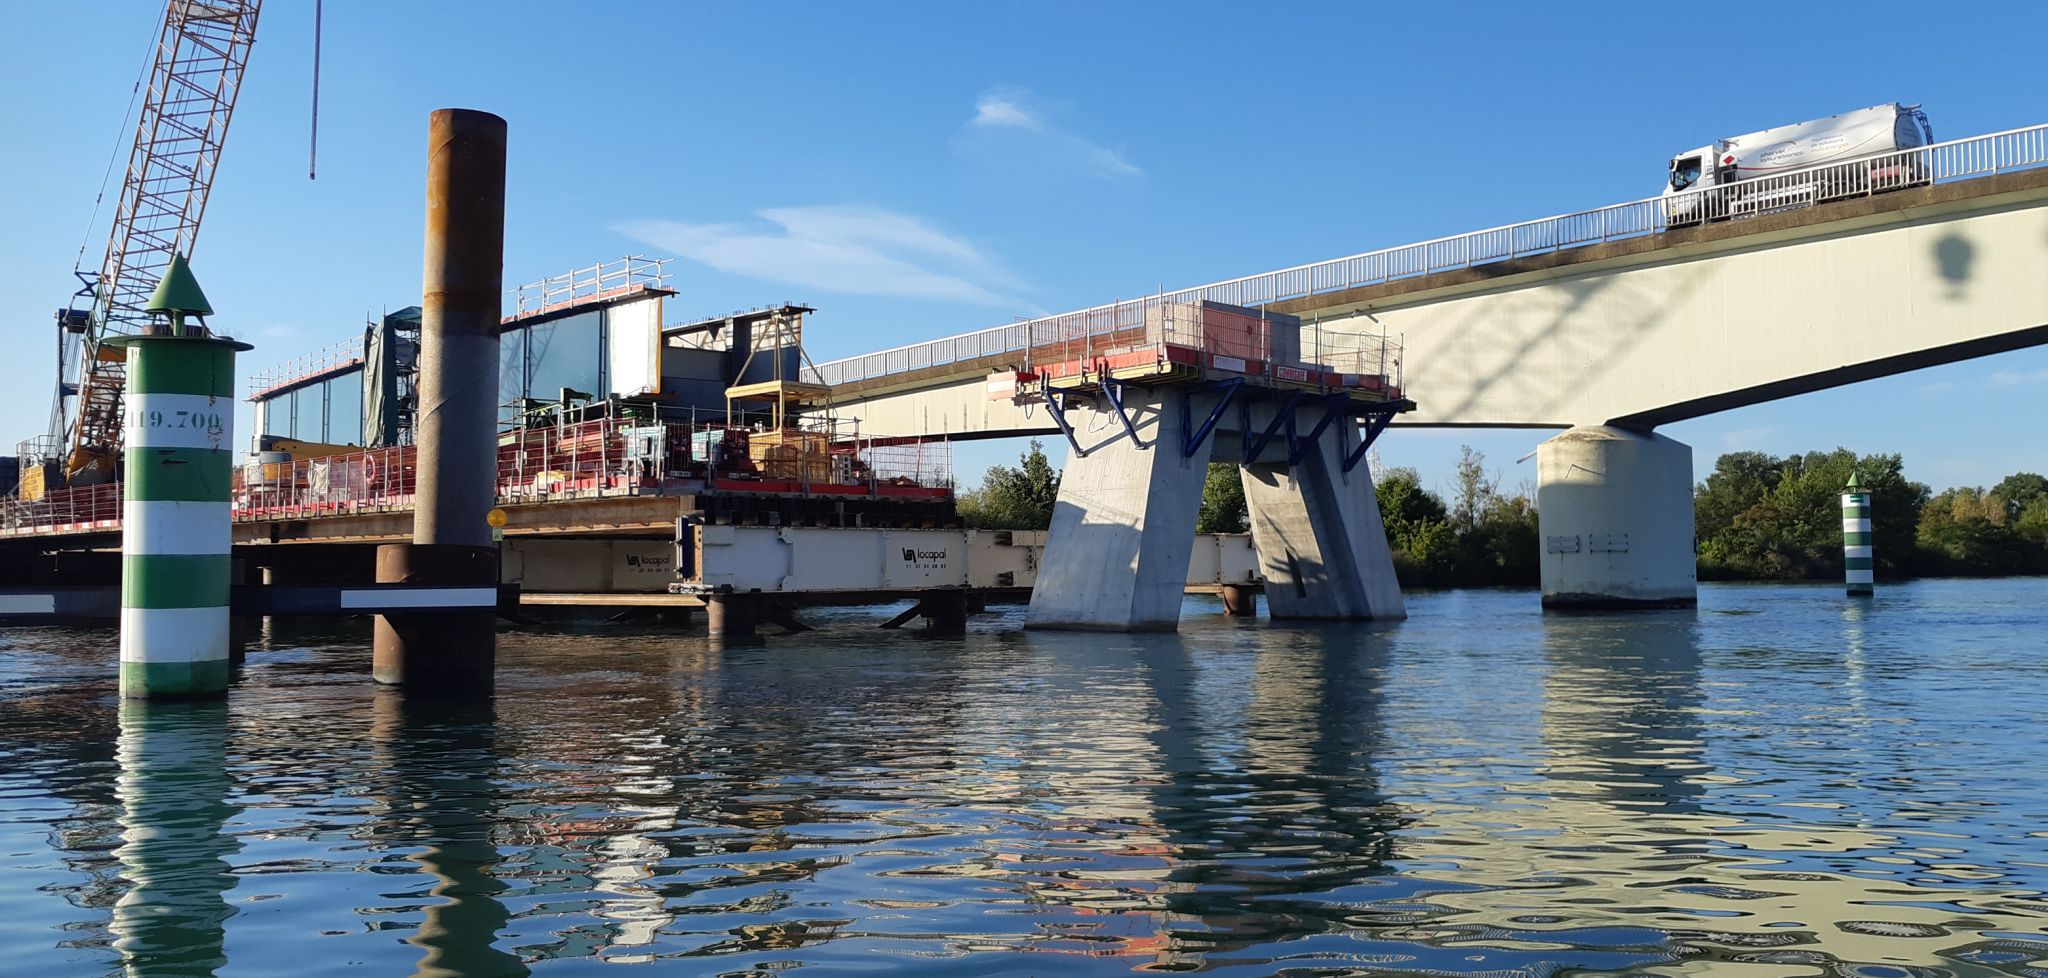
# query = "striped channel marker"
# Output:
<box><xmin>1842</xmin><ymin>473</ymin><xmax>1874</xmax><ymax>597</ymax></box>
<box><xmin>112</xmin><ymin>255</ymin><xmax>252</xmax><ymax>699</ymax></box>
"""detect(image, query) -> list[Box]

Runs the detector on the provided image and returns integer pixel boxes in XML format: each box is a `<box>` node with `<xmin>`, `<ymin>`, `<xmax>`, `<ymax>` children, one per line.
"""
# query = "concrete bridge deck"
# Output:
<box><xmin>814</xmin><ymin>127</ymin><xmax>2048</xmax><ymax>435</ymax></box>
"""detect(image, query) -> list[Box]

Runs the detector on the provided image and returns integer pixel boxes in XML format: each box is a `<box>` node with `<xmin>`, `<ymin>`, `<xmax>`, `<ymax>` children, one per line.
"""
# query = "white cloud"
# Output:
<box><xmin>964</xmin><ymin>86</ymin><xmax>1140</xmax><ymax>180</ymax></box>
<box><xmin>616</xmin><ymin>205</ymin><xmax>1025</xmax><ymax>307</ymax></box>
<box><xmin>1720</xmin><ymin>424</ymin><xmax>1777</xmax><ymax>450</ymax></box>
<box><xmin>1989</xmin><ymin>368</ymin><xmax>2048</xmax><ymax>386</ymax></box>
<box><xmin>971</xmin><ymin>91</ymin><xmax>1043</xmax><ymax>131</ymax></box>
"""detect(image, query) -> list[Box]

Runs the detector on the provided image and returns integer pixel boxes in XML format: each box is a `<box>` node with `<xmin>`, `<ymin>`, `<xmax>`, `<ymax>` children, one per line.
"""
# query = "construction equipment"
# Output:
<box><xmin>42</xmin><ymin>0</ymin><xmax>262</xmax><ymax>486</ymax></box>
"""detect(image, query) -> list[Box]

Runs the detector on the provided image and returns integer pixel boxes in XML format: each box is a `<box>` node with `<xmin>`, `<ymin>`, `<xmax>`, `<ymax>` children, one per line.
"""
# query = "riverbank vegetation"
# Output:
<box><xmin>954</xmin><ymin>441</ymin><xmax>2048</xmax><ymax>586</ymax></box>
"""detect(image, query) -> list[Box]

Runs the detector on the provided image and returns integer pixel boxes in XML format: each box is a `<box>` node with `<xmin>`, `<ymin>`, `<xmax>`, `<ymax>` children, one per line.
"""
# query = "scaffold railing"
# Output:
<box><xmin>507</xmin><ymin>255</ymin><xmax>671</xmax><ymax>318</ymax></box>
<box><xmin>0</xmin><ymin>416</ymin><xmax>953</xmax><ymax>537</ymax></box>
<box><xmin>247</xmin><ymin>337</ymin><xmax>365</xmax><ymax>399</ymax></box>
<box><xmin>812</xmin><ymin>121</ymin><xmax>2048</xmax><ymax>388</ymax></box>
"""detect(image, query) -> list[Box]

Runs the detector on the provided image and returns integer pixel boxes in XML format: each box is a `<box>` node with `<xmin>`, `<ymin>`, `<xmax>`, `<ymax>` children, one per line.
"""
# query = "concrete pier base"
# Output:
<box><xmin>1028</xmin><ymin>388</ymin><xmax>1211</xmax><ymax>631</ymax></box>
<box><xmin>1238</xmin><ymin>431</ymin><xmax>1406</xmax><ymax>621</ymax></box>
<box><xmin>1218</xmin><ymin>584</ymin><xmax>1258</xmax><ymax>617</ymax></box>
<box><xmin>371</xmin><ymin>543</ymin><xmax>498</xmax><ymax>695</ymax></box>
<box><xmin>1536</xmin><ymin>425</ymin><xmax>1697</xmax><ymax>609</ymax></box>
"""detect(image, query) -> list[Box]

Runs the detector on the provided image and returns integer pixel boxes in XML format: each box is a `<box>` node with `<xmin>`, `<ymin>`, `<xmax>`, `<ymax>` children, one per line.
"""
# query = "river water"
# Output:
<box><xmin>3</xmin><ymin>579</ymin><xmax>2046</xmax><ymax>976</ymax></box>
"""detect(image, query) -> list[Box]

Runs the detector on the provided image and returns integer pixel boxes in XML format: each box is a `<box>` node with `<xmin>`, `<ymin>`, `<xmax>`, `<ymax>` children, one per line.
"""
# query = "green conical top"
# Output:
<box><xmin>144</xmin><ymin>254</ymin><xmax>214</xmax><ymax>318</ymax></box>
<box><xmin>1846</xmin><ymin>472</ymin><xmax>1863</xmax><ymax>491</ymax></box>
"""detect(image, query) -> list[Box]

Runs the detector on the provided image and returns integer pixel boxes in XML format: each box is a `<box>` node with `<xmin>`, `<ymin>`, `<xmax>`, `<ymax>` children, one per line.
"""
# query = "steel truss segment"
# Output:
<box><xmin>1342</xmin><ymin>403</ymin><xmax>1402</xmax><ymax>474</ymax></box>
<box><xmin>1241</xmin><ymin>391</ymin><xmax>1306</xmax><ymax>465</ymax></box>
<box><xmin>1179</xmin><ymin>378</ymin><xmax>1243</xmax><ymax>459</ymax></box>
<box><xmin>1287</xmin><ymin>393</ymin><xmax>1353</xmax><ymax>466</ymax></box>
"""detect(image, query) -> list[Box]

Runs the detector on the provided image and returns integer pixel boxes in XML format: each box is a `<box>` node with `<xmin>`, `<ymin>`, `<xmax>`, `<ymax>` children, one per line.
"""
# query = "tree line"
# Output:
<box><xmin>955</xmin><ymin>442</ymin><xmax>2048</xmax><ymax>586</ymax></box>
<box><xmin>1695</xmin><ymin>449</ymin><xmax>2048</xmax><ymax>580</ymax></box>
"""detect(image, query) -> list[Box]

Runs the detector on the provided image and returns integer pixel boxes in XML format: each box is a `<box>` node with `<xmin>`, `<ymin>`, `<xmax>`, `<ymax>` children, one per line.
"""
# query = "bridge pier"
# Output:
<box><xmin>1536</xmin><ymin>425</ymin><xmax>1696</xmax><ymax>609</ymax></box>
<box><xmin>1239</xmin><ymin>456</ymin><xmax>1405</xmax><ymax>620</ymax></box>
<box><xmin>1028</xmin><ymin>388</ymin><xmax>1211</xmax><ymax>632</ymax></box>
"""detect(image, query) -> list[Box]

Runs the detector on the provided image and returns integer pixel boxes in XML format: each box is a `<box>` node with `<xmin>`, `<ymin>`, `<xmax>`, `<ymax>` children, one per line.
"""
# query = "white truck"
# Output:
<box><xmin>1663</xmin><ymin>103</ymin><xmax>1933</xmax><ymax>223</ymax></box>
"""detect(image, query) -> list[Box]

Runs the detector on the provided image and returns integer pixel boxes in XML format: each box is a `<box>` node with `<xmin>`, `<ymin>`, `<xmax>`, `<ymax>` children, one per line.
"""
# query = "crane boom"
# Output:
<box><xmin>54</xmin><ymin>0</ymin><xmax>261</xmax><ymax>482</ymax></box>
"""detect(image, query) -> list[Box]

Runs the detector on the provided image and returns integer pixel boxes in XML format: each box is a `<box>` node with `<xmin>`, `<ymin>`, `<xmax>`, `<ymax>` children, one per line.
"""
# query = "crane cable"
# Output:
<box><xmin>309</xmin><ymin>0</ymin><xmax>322</xmax><ymax>180</ymax></box>
<box><xmin>73</xmin><ymin>16</ymin><xmax>160</xmax><ymax>274</ymax></box>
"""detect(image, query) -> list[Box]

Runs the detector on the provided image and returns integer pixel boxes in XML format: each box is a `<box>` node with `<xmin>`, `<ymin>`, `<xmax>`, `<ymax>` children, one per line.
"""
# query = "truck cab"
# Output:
<box><xmin>1662</xmin><ymin>143</ymin><xmax>1727</xmax><ymax>222</ymax></box>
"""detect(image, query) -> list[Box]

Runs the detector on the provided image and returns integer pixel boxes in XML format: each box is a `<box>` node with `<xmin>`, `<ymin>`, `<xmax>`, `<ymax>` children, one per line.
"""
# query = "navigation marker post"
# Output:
<box><xmin>1842</xmin><ymin>473</ymin><xmax>1875</xmax><ymax>597</ymax></box>
<box><xmin>113</xmin><ymin>255</ymin><xmax>253</xmax><ymax>699</ymax></box>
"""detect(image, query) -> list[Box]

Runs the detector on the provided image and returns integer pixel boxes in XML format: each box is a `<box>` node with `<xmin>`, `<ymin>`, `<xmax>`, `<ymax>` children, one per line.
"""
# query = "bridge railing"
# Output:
<box><xmin>812</xmin><ymin>122</ymin><xmax>2048</xmax><ymax>389</ymax></box>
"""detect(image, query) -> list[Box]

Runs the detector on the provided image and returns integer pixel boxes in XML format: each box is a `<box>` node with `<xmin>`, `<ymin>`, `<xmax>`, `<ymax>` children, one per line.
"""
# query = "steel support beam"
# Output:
<box><xmin>1342</xmin><ymin>404</ymin><xmax>1402</xmax><ymax>473</ymax></box>
<box><xmin>1041</xmin><ymin>387</ymin><xmax>1084</xmax><ymax>456</ymax></box>
<box><xmin>1241</xmin><ymin>391</ymin><xmax>1305</xmax><ymax>464</ymax></box>
<box><xmin>1179</xmin><ymin>378</ymin><xmax>1242</xmax><ymax>458</ymax></box>
<box><xmin>1287</xmin><ymin>393</ymin><xmax>1352</xmax><ymax>466</ymax></box>
<box><xmin>1099</xmin><ymin>378</ymin><xmax>1141</xmax><ymax>448</ymax></box>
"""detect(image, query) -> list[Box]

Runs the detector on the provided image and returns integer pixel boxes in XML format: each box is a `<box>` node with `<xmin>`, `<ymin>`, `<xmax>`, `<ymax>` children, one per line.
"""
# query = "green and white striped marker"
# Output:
<box><xmin>1842</xmin><ymin>473</ymin><xmax>1874</xmax><ymax>597</ymax></box>
<box><xmin>114</xmin><ymin>255</ymin><xmax>252</xmax><ymax>699</ymax></box>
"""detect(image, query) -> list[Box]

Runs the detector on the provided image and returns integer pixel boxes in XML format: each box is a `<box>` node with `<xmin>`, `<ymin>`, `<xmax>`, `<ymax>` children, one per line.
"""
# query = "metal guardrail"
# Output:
<box><xmin>811</xmin><ymin>123</ymin><xmax>2048</xmax><ymax>388</ymax></box>
<box><xmin>508</xmin><ymin>255</ymin><xmax>671</xmax><ymax>318</ymax></box>
<box><xmin>247</xmin><ymin>337</ymin><xmax>365</xmax><ymax>398</ymax></box>
<box><xmin>1</xmin><ymin>416</ymin><xmax>953</xmax><ymax>537</ymax></box>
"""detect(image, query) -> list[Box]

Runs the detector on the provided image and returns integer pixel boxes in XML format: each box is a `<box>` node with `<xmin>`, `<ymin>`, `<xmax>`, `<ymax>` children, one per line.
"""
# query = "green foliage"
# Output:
<box><xmin>1992</xmin><ymin>472</ymin><xmax>2048</xmax><ymax>522</ymax></box>
<box><xmin>1374</xmin><ymin>454</ymin><xmax>1540</xmax><ymax>588</ymax></box>
<box><xmin>957</xmin><ymin>440</ymin><xmax>1062</xmax><ymax>530</ymax></box>
<box><xmin>1696</xmin><ymin>450</ymin><xmax>1927</xmax><ymax>580</ymax></box>
<box><xmin>1914</xmin><ymin>483</ymin><xmax>2048</xmax><ymax>576</ymax></box>
<box><xmin>1684</xmin><ymin>447</ymin><xmax>2048</xmax><ymax>581</ymax></box>
<box><xmin>1196</xmin><ymin>463</ymin><xmax>1249</xmax><ymax>533</ymax></box>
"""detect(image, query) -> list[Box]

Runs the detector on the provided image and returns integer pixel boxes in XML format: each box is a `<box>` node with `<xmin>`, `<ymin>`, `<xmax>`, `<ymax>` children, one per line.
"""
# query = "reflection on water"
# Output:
<box><xmin>113</xmin><ymin>702</ymin><xmax>240</xmax><ymax>977</ymax></box>
<box><xmin>3</xmin><ymin>580</ymin><xmax>2048</xmax><ymax>975</ymax></box>
<box><xmin>368</xmin><ymin>695</ymin><xmax>528</xmax><ymax>978</ymax></box>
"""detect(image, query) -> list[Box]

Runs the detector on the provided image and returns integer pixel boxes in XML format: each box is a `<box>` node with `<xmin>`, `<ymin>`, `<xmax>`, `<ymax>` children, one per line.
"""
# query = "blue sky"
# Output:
<box><xmin>4</xmin><ymin>1</ymin><xmax>2046</xmax><ymax>498</ymax></box>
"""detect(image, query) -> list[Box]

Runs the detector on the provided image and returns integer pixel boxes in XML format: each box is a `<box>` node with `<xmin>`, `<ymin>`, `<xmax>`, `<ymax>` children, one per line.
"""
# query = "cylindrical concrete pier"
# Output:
<box><xmin>1219</xmin><ymin>584</ymin><xmax>1258</xmax><ymax>617</ymax></box>
<box><xmin>1842</xmin><ymin>474</ymin><xmax>1874</xmax><ymax>597</ymax></box>
<box><xmin>374</xmin><ymin>108</ymin><xmax>506</xmax><ymax>695</ymax></box>
<box><xmin>115</xmin><ymin>327</ymin><xmax>250</xmax><ymax>699</ymax></box>
<box><xmin>1535</xmin><ymin>425</ymin><xmax>1698</xmax><ymax>610</ymax></box>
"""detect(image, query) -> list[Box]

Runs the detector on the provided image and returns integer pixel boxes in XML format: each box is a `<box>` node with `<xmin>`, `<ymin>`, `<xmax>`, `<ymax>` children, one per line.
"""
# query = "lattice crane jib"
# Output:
<box><xmin>60</xmin><ymin>0</ymin><xmax>261</xmax><ymax>482</ymax></box>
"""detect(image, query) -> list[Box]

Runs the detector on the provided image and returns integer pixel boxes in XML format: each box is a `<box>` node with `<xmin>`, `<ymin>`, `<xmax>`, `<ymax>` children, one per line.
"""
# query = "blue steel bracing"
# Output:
<box><xmin>1242</xmin><ymin>391</ymin><xmax>1305</xmax><ymax>465</ymax></box>
<box><xmin>1179</xmin><ymin>378</ymin><xmax>1243</xmax><ymax>458</ymax></box>
<box><xmin>1342</xmin><ymin>404</ymin><xmax>1402</xmax><ymax>473</ymax></box>
<box><xmin>1042</xmin><ymin>386</ymin><xmax>1086</xmax><ymax>457</ymax></box>
<box><xmin>1099</xmin><ymin>379</ymin><xmax>1141</xmax><ymax>448</ymax></box>
<box><xmin>1286</xmin><ymin>393</ymin><xmax>1352</xmax><ymax>466</ymax></box>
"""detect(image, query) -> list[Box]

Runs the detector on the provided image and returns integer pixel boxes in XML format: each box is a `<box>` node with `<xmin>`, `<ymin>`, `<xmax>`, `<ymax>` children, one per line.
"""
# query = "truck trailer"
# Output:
<box><xmin>1662</xmin><ymin>103</ymin><xmax>1933</xmax><ymax>223</ymax></box>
